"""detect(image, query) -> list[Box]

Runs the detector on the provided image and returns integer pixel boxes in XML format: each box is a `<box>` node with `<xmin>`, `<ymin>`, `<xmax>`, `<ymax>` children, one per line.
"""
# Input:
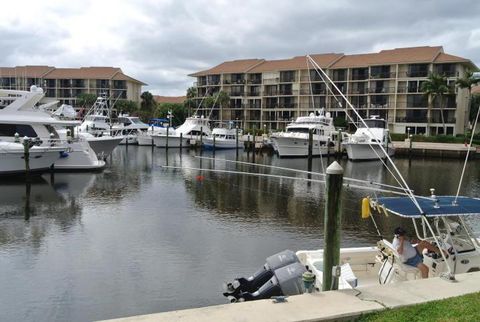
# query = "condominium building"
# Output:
<box><xmin>189</xmin><ymin>46</ymin><xmax>477</xmax><ymax>135</ymax></box>
<box><xmin>0</xmin><ymin>66</ymin><xmax>145</xmax><ymax>106</ymax></box>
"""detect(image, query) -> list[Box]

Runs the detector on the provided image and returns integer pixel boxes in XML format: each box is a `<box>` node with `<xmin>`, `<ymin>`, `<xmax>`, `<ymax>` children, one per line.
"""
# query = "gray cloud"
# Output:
<box><xmin>1</xmin><ymin>0</ymin><xmax>480</xmax><ymax>95</ymax></box>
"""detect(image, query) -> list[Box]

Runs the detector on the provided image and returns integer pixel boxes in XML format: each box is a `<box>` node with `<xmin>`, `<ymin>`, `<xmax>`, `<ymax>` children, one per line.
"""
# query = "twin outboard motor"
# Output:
<box><xmin>223</xmin><ymin>250</ymin><xmax>307</xmax><ymax>302</ymax></box>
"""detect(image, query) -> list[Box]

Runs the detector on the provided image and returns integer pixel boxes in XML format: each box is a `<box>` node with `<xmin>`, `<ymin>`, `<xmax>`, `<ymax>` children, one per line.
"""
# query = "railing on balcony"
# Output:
<box><xmin>370</xmin><ymin>103</ymin><xmax>389</xmax><ymax>109</ymax></box>
<box><xmin>369</xmin><ymin>72</ymin><xmax>396</xmax><ymax>79</ymax></box>
<box><xmin>230</xmin><ymin>91</ymin><xmax>244</xmax><ymax>96</ymax></box>
<box><xmin>263</xmin><ymin>78</ymin><xmax>279</xmax><ymax>85</ymax></box>
<box><xmin>395</xmin><ymin>117</ymin><xmax>428</xmax><ymax>123</ymax></box>
<box><xmin>349</xmin><ymin>88</ymin><xmax>368</xmax><ymax>94</ymax></box>
<box><xmin>264</xmin><ymin>89</ymin><xmax>278</xmax><ymax>96</ymax></box>
<box><xmin>278</xmin><ymin>104</ymin><xmax>295</xmax><ymax>109</ymax></box>
<box><xmin>368</xmin><ymin>87</ymin><xmax>395</xmax><ymax>94</ymax></box>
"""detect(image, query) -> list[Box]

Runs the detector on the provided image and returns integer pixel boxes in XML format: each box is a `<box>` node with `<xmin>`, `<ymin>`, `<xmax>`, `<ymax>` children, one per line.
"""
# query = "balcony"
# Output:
<box><xmin>395</xmin><ymin>117</ymin><xmax>428</xmax><ymax>123</ymax></box>
<box><xmin>368</xmin><ymin>87</ymin><xmax>394</xmax><ymax>94</ymax></box>
<box><xmin>349</xmin><ymin>88</ymin><xmax>368</xmax><ymax>94</ymax></box>
<box><xmin>264</xmin><ymin>90</ymin><xmax>278</xmax><ymax>96</ymax></box>
<box><xmin>406</xmin><ymin>71</ymin><xmax>428</xmax><ymax>78</ymax></box>
<box><xmin>230</xmin><ymin>91</ymin><xmax>244</xmax><ymax>96</ymax></box>
<box><xmin>369</xmin><ymin>72</ymin><xmax>396</xmax><ymax>79</ymax></box>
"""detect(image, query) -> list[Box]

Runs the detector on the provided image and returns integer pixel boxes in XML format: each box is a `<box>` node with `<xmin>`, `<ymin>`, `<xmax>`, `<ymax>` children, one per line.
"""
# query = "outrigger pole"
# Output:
<box><xmin>306</xmin><ymin>55</ymin><xmax>424</xmax><ymax>216</ymax></box>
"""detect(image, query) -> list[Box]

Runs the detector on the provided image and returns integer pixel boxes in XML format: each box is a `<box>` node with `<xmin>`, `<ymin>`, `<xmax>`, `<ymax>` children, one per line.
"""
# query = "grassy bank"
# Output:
<box><xmin>357</xmin><ymin>292</ymin><xmax>480</xmax><ymax>322</ymax></box>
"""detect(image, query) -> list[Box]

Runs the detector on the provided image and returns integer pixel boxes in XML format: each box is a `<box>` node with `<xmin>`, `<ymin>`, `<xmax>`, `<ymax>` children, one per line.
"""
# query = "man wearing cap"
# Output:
<box><xmin>392</xmin><ymin>227</ymin><xmax>441</xmax><ymax>278</ymax></box>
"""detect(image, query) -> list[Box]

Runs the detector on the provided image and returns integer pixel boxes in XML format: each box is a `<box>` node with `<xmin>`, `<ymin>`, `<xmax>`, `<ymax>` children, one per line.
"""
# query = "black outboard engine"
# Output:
<box><xmin>223</xmin><ymin>250</ymin><xmax>307</xmax><ymax>302</ymax></box>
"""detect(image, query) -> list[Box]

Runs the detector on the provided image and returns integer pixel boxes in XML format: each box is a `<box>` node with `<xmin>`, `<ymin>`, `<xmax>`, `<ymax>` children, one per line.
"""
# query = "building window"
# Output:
<box><xmin>407</xmin><ymin>95</ymin><xmax>427</xmax><ymax>108</ymax></box>
<box><xmin>407</xmin><ymin>64</ymin><xmax>428</xmax><ymax>77</ymax></box>
<box><xmin>370</xmin><ymin>66</ymin><xmax>391</xmax><ymax>79</ymax></box>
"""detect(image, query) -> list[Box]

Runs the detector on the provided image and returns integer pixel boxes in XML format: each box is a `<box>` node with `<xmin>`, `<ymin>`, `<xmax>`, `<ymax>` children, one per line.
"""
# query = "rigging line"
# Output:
<box><xmin>194</xmin><ymin>87</ymin><xmax>211</xmax><ymax>116</ymax></box>
<box><xmin>207</xmin><ymin>91</ymin><xmax>221</xmax><ymax>119</ymax></box>
<box><xmin>454</xmin><ymin>99</ymin><xmax>480</xmax><ymax>203</ymax></box>
<box><xmin>194</xmin><ymin>156</ymin><xmax>412</xmax><ymax>192</ymax></box>
<box><xmin>306</xmin><ymin>57</ymin><xmax>326</xmax><ymax>173</ymax></box>
<box><xmin>306</xmin><ymin>55</ymin><xmax>423</xmax><ymax>214</ymax></box>
<box><xmin>162</xmin><ymin>165</ymin><xmax>413</xmax><ymax>197</ymax></box>
<box><xmin>307</xmin><ymin>61</ymin><xmax>406</xmax><ymax>192</ymax></box>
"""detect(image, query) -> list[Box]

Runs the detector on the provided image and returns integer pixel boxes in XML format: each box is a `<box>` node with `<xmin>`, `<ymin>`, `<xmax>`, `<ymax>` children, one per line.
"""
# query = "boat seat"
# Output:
<box><xmin>378</xmin><ymin>240</ymin><xmax>420</xmax><ymax>281</ymax></box>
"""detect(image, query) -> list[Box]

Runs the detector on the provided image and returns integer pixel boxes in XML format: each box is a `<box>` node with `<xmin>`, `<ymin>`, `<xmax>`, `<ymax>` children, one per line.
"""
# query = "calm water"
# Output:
<box><xmin>0</xmin><ymin>147</ymin><xmax>479</xmax><ymax>322</ymax></box>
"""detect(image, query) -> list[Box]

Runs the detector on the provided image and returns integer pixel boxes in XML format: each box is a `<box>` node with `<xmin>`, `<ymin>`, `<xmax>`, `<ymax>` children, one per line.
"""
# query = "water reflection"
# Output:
<box><xmin>0</xmin><ymin>146</ymin><xmax>478</xmax><ymax>322</ymax></box>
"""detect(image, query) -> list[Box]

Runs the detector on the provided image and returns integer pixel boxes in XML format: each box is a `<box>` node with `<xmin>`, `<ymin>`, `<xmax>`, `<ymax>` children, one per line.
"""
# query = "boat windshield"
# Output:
<box><xmin>286</xmin><ymin>127</ymin><xmax>310</xmax><ymax>133</ymax></box>
<box><xmin>130</xmin><ymin>118</ymin><xmax>144</xmax><ymax>124</ymax></box>
<box><xmin>361</xmin><ymin>119</ymin><xmax>386</xmax><ymax>129</ymax></box>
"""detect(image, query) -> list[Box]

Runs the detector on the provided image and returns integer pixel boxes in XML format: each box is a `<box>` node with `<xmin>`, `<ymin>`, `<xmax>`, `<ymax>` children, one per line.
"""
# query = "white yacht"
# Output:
<box><xmin>203</xmin><ymin>125</ymin><xmax>242</xmax><ymax>150</ymax></box>
<box><xmin>0</xmin><ymin>141</ymin><xmax>64</xmax><ymax>175</ymax></box>
<box><xmin>0</xmin><ymin>87</ymin><xmax>105</xmax><ymax>171</ymax></box>
<box><xmin>114</xmin><ymin>115</ymin><xmax>150</xmax><ymax>145</ymax></box>
<box><xmin>343</xmin><ymin>116</ymin><xmax>395</xmax><ymax>161</ymax></box>
<box><xmin>270</xmin><ymin>110</ymin><xmax>337</xmax><ymax>157</ymax></box>
<box><xmin>152</xmin><ymin>116</ymin><xmax>211</xmax><ymax>148</ymax></box>
<box><xmin>137</xmin><ymin>118</ymin><xmax>170</xmax><ymax>146</ymax></box>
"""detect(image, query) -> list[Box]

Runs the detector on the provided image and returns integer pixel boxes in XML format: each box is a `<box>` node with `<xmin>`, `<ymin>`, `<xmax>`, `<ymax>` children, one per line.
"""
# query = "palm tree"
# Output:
<box><xmin>185</xmin><ymin>87</ymin><xmax>197</xmax><ymax>116</ymax></box>
<box><xmin>421</xmin><ymin>73</ymin><xmax>450</xmax><ymax>135</ymax></box>
<box><xmin>140</xmin><ymin>91</ymin><xmax>156</xmax><ymax>120</ymax></box>
<box><xmin>456</xmin><ymin>70</ymin><xmax>480</xmax><ymax>129</ymax></box>
<box><xmin>215</xmin><ymin>91</ymin><xmax>230</xmax><ymax>122</ymax></box>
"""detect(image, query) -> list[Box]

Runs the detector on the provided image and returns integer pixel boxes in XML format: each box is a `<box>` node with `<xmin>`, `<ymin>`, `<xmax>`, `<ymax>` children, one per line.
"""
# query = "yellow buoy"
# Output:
<box><xmin>361</xmin><ymin>197</ymin><xmax>371</xmax><ymax>219</ymax></box>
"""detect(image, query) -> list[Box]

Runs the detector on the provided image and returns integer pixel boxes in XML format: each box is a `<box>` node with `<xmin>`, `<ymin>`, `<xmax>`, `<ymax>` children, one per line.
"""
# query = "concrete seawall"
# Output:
<box><xmin>100</xmin><ymin>272</ymin><xmax>480</xmax><ymax>322</ymax></box>
<box><xmin>393</xmin><ymin>141</ymin><xmax>478</xmax><ymax>159</ymax></box>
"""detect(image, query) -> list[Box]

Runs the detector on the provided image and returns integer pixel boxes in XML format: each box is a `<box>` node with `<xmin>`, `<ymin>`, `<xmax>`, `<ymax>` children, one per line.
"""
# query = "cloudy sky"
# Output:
<box><xmin>1</xmin><ymin>0</ymin><xmax>479</xmax><ymax>95</ymax></box>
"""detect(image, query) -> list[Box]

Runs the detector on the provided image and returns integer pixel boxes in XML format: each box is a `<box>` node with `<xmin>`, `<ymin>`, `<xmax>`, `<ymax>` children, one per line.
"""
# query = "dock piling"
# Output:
<box><xmin>23</xmin><ymin>137</ymin><xmax>31</xmax><ymax>178</ymax></box>
<box><xmin>180</xmin><ymin>132</ymin><xmax>183</xmax><ymax>151</ymax></box>
<box><xmin>307</xmin><ymin>129</ymin><xmax>313</xmax><ymax>172</ymax></box>
<box><xmin>166</xmin><ymin>126</ymin><xmax>169</xmax><ymax>150</ymax></box>
<box><xmin>323</xmin><ymin>161</ymin><xmax>344</xmax><ymax>291</ymax></box>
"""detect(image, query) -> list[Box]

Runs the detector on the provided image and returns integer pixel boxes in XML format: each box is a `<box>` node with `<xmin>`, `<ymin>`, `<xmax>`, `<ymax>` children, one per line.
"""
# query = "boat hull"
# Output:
<box><xmin>152</xmin><ymin>135</ymin><xmax>191</xmax><ymax>148</ymax></box>
<box><xmin>203</xmin><ymin>138</ymin><xmax>242</xmax><ymax>149</ymax></box>
<box><xmin>344</xmin><ymin>143</ymin><xmax>395</xmax><ymax>161</ymax></box>
<box><xmin>137</xmin><ymin>135</ymin><xmax>154</xmax><ymax>146</ymax></box>
<box><xmin>53</xmin><ymin>141</ymin><xmax>105</xmax><ymax>170</ymax></box>
<box><xmin>0</xmin><ymin>147</ymin><xmax>64</xmax><ymax>175</ymax></box>
<box><xmin>86</xmin><ymin>136</ymin><xmax>123</xmax><ymax>159</ymax></box>
<box><xmin>271</xmin><ymin>136</ymin><xmax>330</xmax><ymax>157</ymax></box>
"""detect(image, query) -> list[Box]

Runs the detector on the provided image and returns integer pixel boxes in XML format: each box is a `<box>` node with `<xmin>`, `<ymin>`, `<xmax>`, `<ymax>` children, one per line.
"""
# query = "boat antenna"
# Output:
<box><xmin>306</xmin><ymin>55</ymin><xmax>424</xmax><ymax>215</ymax></box>
<box><xmin>453</xmin><ymin>91</ymin><xmax>480</xmax><ymax>204</ymax></box>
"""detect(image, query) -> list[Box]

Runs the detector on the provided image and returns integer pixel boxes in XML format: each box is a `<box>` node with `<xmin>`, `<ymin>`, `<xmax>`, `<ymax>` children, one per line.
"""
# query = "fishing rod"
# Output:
<box><xmin>162</xmin><ymin>165</ymin><xmax>413</xmax><ymax>197</ymax></box>
<box><xmin>194</xmin><ymin>156</ymin><xmax>411</xmax><ymax>193</ymax></box>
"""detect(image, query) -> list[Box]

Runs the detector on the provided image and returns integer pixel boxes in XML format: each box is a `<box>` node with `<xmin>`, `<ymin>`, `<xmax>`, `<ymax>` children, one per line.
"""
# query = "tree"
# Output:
<box><xmin>139</xmin><ymin>91</ymin><xmax>157</xmax><ymax>121</ymax></box>
<box><xmin>184</xmin><ymin>87</ymin><xmax>197</xmax><ymax>116</ymax></box>
<box><xmin>76</xmin><ymin>93</ymin><xmax>97</xmax><ymax>108</ymax></box>
<box><xmin>456</xmin><ymin>70</ymin><xmax>480</xmax><ymax>127</ymax></box>
<box><xmin>155</xmin><ymin>103</ymin><xmax>188</xmax><ymax>126</ymax></box>
<box><xmin>115</xmin><ymin>100</ymin><xmax>138</xmax><ymax>115</ymax></box>
<box><xmin>421</xmin><ymin>73</ymin><xmax>450</xmax><ymax>134</ymax></box>
<box><xmin>215</xmin><ymin>91</ymin><xmax>230</xmax><ymax>122</ymax></box>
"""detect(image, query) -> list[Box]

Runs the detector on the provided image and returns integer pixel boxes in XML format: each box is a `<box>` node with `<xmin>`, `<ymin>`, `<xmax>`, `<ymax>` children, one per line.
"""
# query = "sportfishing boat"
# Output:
<box><xmin>137</xmin><ymin>118</ymin><xmax>169</xmax><ymax>146</ymax></box>
<box><xmin>0</xmin><ymin>86</ymin><xmax>105</xmax><ymax>171</ymax></box>
<box><xmin>203</xmin><ymin>123</ymin><xmax>242</xmax><ymax>150</ymax></box>
<box><xmin>270</xmin><ymin>110</ymin><xmax>338</xmax><ymax>157</ymax></box>
<box><xmin>152</xmin><ymin>115</ymin><xmax>211</xmax><ymax>148</ymax></box>
<box><xmin>114</xmin><ymin>114</ymin><xmax>150</xmax><ymax>145</ymax></box>
<box><xmin>343</xmin><ymin>116</ymin><xmax>395</xmax><ymax>161</ymax></box>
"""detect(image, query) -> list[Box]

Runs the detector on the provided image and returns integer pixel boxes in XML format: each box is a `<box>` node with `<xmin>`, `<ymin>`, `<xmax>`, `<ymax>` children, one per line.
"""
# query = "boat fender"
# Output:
<box><xmin>59</xmin><ymin>151</ymin><xmax>69</xmax><ymax>158</ymax></box>
<box><xmin>361</xmin><ymin>197</ymin><xmax>371</xmax><ymax>219</ymax></box>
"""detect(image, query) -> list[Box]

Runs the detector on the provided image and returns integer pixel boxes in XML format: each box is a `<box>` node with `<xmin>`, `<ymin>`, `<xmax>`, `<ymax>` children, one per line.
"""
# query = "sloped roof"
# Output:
<box><xmin>0</xmin><ymin>65</ymin><xmax>146</xmax><ymax>85</ymax></box>
<box><xmin>189</xmin><ymin>59</ymin><xmax>265</xmax><ymax>77</ymax></box>
<box><xmin>189</xmin><ymin>46</ymin><xmax>475</xmax><ymax>76</ymax></box>
<box><xmin>0</xmin><ymin>66</ymin><xmax>54</xmax><ymax>78</ymax></box>
<box><xmin>154</xmin><ymin>95</ymin><xmax>186</xmax><ymax>104</ymax></box>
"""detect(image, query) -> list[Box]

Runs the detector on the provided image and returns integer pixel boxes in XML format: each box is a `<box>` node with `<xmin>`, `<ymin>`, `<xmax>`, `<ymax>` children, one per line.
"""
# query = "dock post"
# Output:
<box><xmin>408</xmin><ymin>134</ymin><xmax>413</xmax><ymax>164</ymax></box>
<box><xmin>200</xmin><ymin>126</ymin><xmax>203</xmax><ymax>149</ymax></box>
<box><xmin>235</xmin><ymin>127</ymin><xmax>239</xmax><ymax>158</ymax></box>
<box><xmin>23</xmin><ymin>137</ymin><xmax>31</xmax><ymax>179</ymax></box>
<box><xmin>252</xmin><ymin>130</ymin><xmax>256</xmax><ymax>164</ymax></box>
<box><xmin>336</xmin><ymin>129</ymin><xmax>342</xmax><ymax>161</ymax></box>
<box><xmin>166</xmin><ymin>126</ymin><xmax>169</xmax><ymax>150</ymax></box>
<box><xmin>247</xmin><ymin>133</ymin><xmax>251</xmax><ymax>157</ymax></box>
<box><xmin>307</xmin><ymin>129</ymin><xmax>313</xmax><ymax>172</ymax></box>
<box><xmin>323</xmin><ymin>161</ymin><xmax>344</xmax><ymax>291</ymax></box>
<box><xmin>213</xmin><ymin>134</ymin><xmax>216</xmax><ymax>157</ymax></box>
<box><xmin>327</xmin><ymin>137</ymin><xmax>331</xmax><ymax>162</ymax></box>
<box><xmin>180</xmin><ymin>132</ymin><xmax>183</xmax><ymax>151</ymax></box>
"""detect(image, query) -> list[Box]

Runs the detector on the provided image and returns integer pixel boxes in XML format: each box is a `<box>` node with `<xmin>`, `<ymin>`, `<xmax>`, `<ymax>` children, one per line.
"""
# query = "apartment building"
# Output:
<box><xmin>189</xmin><ymin>46</ymin><xmax>477</xmax><ymax>135</ymax></box>
<box><xmin>0</xmin><ymin>66</ymin><xmax>145</xmax><ymax>106</ymax></box>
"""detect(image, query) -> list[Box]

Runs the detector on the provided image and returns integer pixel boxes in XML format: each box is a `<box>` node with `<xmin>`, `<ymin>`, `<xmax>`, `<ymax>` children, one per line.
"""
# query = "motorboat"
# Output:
<box><xmin>137</xmin><ymin>118</ymin><xmax>169</xmax><ymax>146</ymax></box>
<box><xmin>223</xmin><ymin>193</ymin><xmax>480</xmax><ymax>302</ymax></box>
<box><xmin>343</xmin><ymin>116</ymin><xmax>395</xmax><ymax>161</ymax></box>
<box><xmin>0</xmin><ymin>141</ymin><xmax>64</xmax><ymax>175</ymax></box>
<box><xmin>114</xmin><ymin>115</ymin><xmax>150</xmax><ymax>145</ymax></box>
<box><xmin>152</xmin><ymin>115</ymin><xmax>211</xmax><ymax>148</ymax></box>
<box><xmin>203</xmin><ymin>124</ymin><xmax>243</xmax><ymax>150</ymax></box>
<box><xmin>0</xmin><ymin>86</ymin><xmax>105</xmax><ymax>171</ymax></box>
<box><xmin>270</xmin><ymin>110</ymin><xmax>338</xmax><ymax>157</ymax></box>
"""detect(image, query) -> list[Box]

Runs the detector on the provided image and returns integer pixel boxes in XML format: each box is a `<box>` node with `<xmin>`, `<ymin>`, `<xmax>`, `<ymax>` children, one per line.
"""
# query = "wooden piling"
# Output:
<box><xmin>336</xmin><ymin>129</ymin><xmax>342</xmax><ymax>161</ymax></box>
<box><xmin>180</xmin><ymin>132</ymin><xmax>183</xmax><ymax>151</ymax></box>
<box><xmin>307</xmin><ymin>129</ymin><xmax>313</xmax><ymax>172</ymax></box>
<box><xmin>166</xmin><ymin>126</ymin><xmax>169</xmax><ymax>150</ymax></box>
<box><xmin>23</xmin><ymin>137</ymin><xmax>30</xmax><ymax>178</ymax></box>
<box><xmin>235</xmin><ymin>127</ymin><xmax>239</xmax><ymax>158</ymax></box>
<box><xmin>327</xmin><ymin>137</ymin><xmax>331</xmax><ymax>162</ymax></box>
<box><xmin>252</xmin><ymin>130</ymin><xmax>255</xmax><ymax>164</ymax></box>
<box><xmin>323</xmin><ymin>161</ymin><xmax>344</xmax><ymax>291</ymax></box>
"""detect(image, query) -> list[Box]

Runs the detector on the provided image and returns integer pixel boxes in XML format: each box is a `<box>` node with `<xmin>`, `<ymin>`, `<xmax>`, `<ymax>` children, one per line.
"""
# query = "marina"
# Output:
<box><xmin>0</xmin><ymin>146</ymin><xmax>479</xmax><ymax>322</ymax></box>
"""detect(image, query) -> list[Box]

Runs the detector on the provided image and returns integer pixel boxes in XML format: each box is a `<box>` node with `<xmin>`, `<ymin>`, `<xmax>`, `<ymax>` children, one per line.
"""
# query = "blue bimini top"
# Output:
<box><xmin>376</xmin><ymin>196</ymin><xmax>480</xmax><ymax>218</ymax></box>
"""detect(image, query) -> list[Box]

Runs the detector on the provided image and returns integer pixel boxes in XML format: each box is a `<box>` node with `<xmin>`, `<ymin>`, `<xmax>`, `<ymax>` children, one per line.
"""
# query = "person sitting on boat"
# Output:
<box><xmin>392</xmin><ymin>227</ymin><xmax>441</xmax><ymax>278</ymax></box>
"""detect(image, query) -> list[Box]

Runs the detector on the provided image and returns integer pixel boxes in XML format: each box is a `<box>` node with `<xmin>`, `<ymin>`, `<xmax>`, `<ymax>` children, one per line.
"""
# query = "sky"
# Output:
<box><xmin>1</xmin><ymin>0</ymin><xmax>480</xmax><ymax>96</ymax></box>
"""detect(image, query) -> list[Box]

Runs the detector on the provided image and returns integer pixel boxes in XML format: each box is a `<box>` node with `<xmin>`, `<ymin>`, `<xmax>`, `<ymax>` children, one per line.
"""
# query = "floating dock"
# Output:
<box><xmin>100</xmin><ymin>271</ymin><xmax>480</xmax><ymax>322</ymax></box>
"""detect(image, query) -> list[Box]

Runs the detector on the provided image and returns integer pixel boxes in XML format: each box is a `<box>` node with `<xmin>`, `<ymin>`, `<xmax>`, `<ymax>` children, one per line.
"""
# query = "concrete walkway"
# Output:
<box><xmin>101</xmin><ymin>272</ymin><xmax>480</xmax><ymax>322</ymax></box>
